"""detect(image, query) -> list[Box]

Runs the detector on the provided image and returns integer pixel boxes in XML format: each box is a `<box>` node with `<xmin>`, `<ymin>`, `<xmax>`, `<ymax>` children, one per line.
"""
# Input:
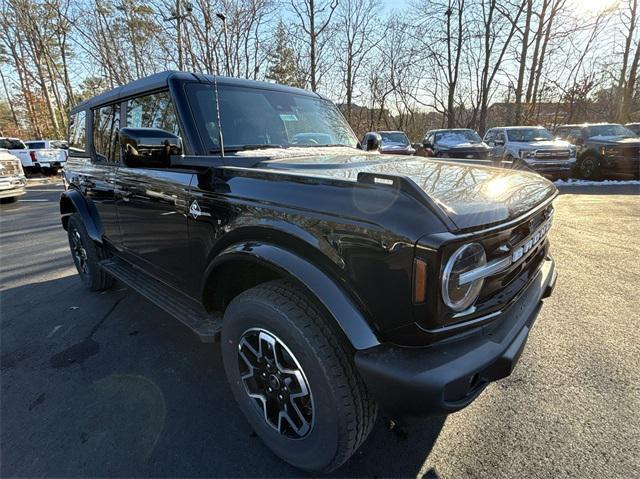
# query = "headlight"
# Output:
<box><xmin>441</xmin><ymin>243</ymin><xmax>486</xmax><ymax>312</ymax></box>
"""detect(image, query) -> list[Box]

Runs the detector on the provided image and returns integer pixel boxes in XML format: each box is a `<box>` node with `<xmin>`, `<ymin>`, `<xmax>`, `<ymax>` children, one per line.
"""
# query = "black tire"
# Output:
<box><xmin>579</xmin><ymin>155</ymin><xmax>600</xmax><ymax>179</ymax></box>
<box><xmin>221</xmin><ymin>279</ymin><xmax>378</xmax><ymax>473</ymax></box>
<box><xmin>67</xmin><ymin>213</ymin><xmax>114</xmax><ymax>291</ymax></box>
<box><xmin>0</xmin><ymin>196</ymin><xmax>18</xmax><ymax>204</ymax></box>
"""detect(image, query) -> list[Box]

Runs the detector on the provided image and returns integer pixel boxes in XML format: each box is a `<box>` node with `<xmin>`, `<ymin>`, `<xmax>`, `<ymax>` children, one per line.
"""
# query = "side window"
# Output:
<box><xmin>427</xmin><ymin>133</ymin><xmax>435</xmax><ymax>145</ymax></box>
<box><xmin>484</xmin><ymin>130</ymin><xmax>495</xmax><ymax>143</ymax></box>
<box><xmin>495</xmin><ymin>131</ymin><xmax>505</xmax><ymax>143</ymax></box>
<box><xmin>69</xmin><ymin>110</ymin><xmax>87</xmax><ymax>155</ymax></box>
<box><xmin>126</xmin><ymin>91</ymin><xmax>179</xmax><ymax>135</ymax></box>
<box><xmin>93</xmin><ymin>104</ymin><xmax>120</xmax><ymax>163</ymax></box>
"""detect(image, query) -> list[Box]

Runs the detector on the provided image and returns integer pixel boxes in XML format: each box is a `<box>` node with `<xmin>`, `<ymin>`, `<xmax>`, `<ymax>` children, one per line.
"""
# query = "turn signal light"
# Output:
<box><xmin>413</xmin><ymin>258</ymin><xmax>427</xmax><ymax>304</ymax></box>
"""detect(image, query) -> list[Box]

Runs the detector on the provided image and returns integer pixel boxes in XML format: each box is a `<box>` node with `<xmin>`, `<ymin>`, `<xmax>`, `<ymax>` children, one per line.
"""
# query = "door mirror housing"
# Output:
<box><xmin>422</xmin><ymin>141</ymin><xmax>433</xmax><ymax>149</ymax></box>
<box><xmin>363</xmin><ymin>132</ymin><xmax>382</xmax><ymax>151</ymax></box>
<box><xmin>494</xmin><ymin>138</ymin><xmax>505</xmax><ymax>146</ymax></box>
<box><xmin>119</xmin><ymin>127</ymin><xmax>182</xmax><ymax>168</ymax></box>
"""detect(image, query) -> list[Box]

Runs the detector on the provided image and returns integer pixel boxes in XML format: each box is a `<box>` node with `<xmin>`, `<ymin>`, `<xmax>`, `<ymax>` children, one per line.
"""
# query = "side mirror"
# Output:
<box><xmin>494</xmin><ymin>139</ymin><xmax>505</xmax><ymax>146</ymax></box>
<box><xmin>119</xmin><ymin>127</ymin><xmax>182</xmax><ymax>168</ymax></box>
<box><xmin>422</xmin><ymin>141</ymin><xmax>433</xmax><ymax>149</ymax></box>
<box><xmin>364</xmin><ymin>133</ymin><xmax>382</xmax><ymax>151</ymax></box>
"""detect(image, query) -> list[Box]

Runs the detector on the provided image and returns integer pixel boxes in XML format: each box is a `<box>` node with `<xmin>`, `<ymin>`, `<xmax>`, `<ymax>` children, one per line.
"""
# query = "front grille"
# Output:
<box><xmin>473</xmin><ymin>205</ymin><xmax>552</xmax><ymax>314</ymax></box>
<box><xmin>534</xmin><ymin>149</ymin><xmax>571</xmax><ymax>160</ymax></box>
<box><xmin>0</xmin><ymin>160</ymin><xmax>21</xmax><ymax>176</ymax></box>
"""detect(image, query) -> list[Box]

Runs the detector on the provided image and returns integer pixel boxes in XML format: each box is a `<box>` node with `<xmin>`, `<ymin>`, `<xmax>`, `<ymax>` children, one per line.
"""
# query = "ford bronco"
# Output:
<box><xmin>60</xmin><ymin>71</ymin><xmax>558</xmax><ymax>473</ymax></box>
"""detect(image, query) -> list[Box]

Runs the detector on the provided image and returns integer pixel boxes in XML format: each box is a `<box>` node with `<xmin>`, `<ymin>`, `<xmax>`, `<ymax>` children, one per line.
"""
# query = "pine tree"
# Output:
<box><xmin>266</xmin><ymin>22</ymin><xmax>306</xmax><ymax>88</ymax></box>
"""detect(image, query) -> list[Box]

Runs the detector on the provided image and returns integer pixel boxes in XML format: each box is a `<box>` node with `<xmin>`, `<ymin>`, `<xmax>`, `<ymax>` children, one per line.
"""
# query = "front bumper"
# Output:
<box><xmin>0</xmin><ymin>177</ymin><xmax>27</xmax><ymax>198</ymax></box>
<box><xmin>525</xmin><ymin>158</ymin><xmax>575</xmax><ymax>175</ymax></box>
<box><xmin>355</xmin><ymin>255</ymin><xmax>557</xmax><ymax>416</ymax></box>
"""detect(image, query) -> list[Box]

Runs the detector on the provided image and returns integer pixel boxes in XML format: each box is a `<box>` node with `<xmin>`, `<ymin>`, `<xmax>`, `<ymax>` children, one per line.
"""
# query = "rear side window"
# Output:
<box><xmin>69</xmin><ymin>111</ymin><xmax>87</xmax><ymax>155</ymax></box>
<box><xmin>126</xmin><ymin>91</ymin><xmax>179</xmax><ymax>135</ymax></box>
<box><xmin>93</xmin><ymin>105</ymin><xmax>119</xmax><ymax>163</ymax></box>
<box><xmin>0</xmin><ymin>138</ymin><xmax>26</xmax><ymax>149</ymax></box>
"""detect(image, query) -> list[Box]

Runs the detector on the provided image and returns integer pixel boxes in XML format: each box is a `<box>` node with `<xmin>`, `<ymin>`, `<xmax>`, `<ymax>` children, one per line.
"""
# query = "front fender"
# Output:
<box><xmin>59</xmin><ymin>189</ymin><xmax>104</xmax><ymax>243</ymax></box>
<box><xmin>205</xmin><ymin>242</ymin><xmax>381</xmax><ymax>351</ymax></box>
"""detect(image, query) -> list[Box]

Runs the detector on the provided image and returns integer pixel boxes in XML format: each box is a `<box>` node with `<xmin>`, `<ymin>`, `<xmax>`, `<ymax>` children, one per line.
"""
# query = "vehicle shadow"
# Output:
<box><xmin>1</xmin><ymin>275</ymin><xmax>445</xmax><ymax>478</ymax></box>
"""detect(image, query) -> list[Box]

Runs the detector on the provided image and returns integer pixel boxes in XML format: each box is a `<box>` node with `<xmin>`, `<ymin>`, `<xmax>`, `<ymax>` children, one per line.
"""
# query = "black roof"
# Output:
<box><xmin>71</xmin><ymin>71</ymin><xmax>320</xmax><ymax>113</ymax></box>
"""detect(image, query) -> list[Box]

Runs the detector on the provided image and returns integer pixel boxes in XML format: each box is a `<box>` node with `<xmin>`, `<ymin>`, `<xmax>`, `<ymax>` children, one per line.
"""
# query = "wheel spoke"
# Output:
<box><xmin>237</xmin><ymin>328</ymin><xmax>314</xmax><ymax>439</ymax></box>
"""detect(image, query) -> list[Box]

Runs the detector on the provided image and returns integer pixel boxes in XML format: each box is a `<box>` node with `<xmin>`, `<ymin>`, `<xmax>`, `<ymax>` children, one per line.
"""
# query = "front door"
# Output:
<box><xmin>114</xmin><ymin>90</ymin><xmax>194</xmax><ymax>289</ymax></box>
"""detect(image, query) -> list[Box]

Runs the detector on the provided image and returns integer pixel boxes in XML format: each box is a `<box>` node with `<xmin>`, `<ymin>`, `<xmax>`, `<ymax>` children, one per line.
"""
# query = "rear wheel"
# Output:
<box><xmin>67</xmin><ymin>213</ymin><xmax>114</xmax><ymax>291</ymax></box>
<box><xmin>221</xmin><ymin>280</ymin><xmax>378</xmax><ymax>473</ymax></box>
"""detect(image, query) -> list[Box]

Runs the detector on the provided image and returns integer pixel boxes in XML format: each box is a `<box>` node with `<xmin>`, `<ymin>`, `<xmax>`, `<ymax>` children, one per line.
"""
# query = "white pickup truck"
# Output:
<box><xmin>0</xmin><ymin>149</ymin><xmax>27</xmax><ymax>202</ymax></box>
<box><xmin>0</xmin><ymin>137</ymin><xmax>67</xmax><ymax>174</ymax></box>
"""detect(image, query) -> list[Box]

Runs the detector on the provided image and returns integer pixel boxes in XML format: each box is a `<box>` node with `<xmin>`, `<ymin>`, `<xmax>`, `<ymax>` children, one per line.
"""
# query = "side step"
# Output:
<box><xmin>100</xmin><ymin>257</ymin><xmax>222</xmax><ymax>343</ymax></box>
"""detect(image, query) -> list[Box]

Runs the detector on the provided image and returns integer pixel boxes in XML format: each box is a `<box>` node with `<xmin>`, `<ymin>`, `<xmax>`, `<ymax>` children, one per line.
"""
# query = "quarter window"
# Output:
<box><xmin>126</xmin><ymin>91</ymin><xmax>179</xmax><ymax>135</ymax></box>
<box><xmin>69</xmin><ymin>111</ymin><xmax>87</xmax><ymax>155</ymax></box>
<box><xmin>93</xmin><ymin>105</ymin><xmax>120</xmax><ymax>163</ymax></box>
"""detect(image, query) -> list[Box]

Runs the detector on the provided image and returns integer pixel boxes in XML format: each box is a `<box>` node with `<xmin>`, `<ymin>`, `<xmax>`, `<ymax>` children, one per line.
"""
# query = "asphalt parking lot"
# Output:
<box><xmin>1</xmin><ymin>182</ymin><xmax>639</xmax><ymax>478</ymax></box>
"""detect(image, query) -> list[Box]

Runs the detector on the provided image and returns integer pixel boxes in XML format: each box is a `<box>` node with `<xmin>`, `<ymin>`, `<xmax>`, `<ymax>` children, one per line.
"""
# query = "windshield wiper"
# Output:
<box><xmin>210</xmin><ymin>144</ymin><xmax>283</xmax><ymax>153</ymax></box>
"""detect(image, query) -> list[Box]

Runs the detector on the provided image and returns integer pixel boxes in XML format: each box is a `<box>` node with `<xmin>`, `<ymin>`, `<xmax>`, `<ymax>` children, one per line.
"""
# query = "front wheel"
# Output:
<box><xmin>579</xmin><ymin>156</ymin><xmax>600</xmax><ymax>179</ymax></box>
<box><xmin>221</xmin><ymin>280</ymin><xmax>378</xmax><ymax>473</ymax></box>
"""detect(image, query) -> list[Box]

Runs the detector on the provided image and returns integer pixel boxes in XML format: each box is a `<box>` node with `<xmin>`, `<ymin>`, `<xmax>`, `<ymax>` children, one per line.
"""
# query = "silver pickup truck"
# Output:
<box><xmin>0</xmin><ymin>137</ymin><xmax>67</xmax><ymax>174</ymax></box>
<box><xmin>0</xmin><ymin>149</ymin><xmax>27</xmax><ymax>201</ymax></box>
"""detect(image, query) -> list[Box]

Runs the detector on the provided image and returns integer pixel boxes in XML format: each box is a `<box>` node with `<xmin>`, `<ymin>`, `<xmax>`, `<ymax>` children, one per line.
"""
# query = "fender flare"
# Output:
<box><xmin>59</xmin><ymin>189</ymin><xmax>104</xmax><ymax>243</ymax></box>
<box><xmin>205</xmin><ymin>242</ymin><xmax>381</xmax><ymax>351</ymax></box>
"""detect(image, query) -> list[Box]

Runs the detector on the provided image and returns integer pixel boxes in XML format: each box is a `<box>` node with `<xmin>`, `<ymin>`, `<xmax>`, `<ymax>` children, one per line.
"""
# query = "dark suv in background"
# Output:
<box><xmin>422</xmin><ymin>128</ymin><xmax>491</xmax><ymax>160</ymax></box>
<box><xmin>554</xmin><ymin>123</ymin><xmax>640</xmax><ymax>179</ymax></box>
<box><xmin>362</xmin><ymin>130</ymin><xmax>415</xmax><ymax>155</ymax></box>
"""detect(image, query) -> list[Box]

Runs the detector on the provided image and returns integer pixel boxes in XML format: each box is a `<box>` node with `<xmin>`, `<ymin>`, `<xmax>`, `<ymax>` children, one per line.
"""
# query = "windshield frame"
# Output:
<box><xmin>585</xmin><ymin>124</ymin><xmax>635</xmax><ymax>139</ymax></box>
<box><xmin>434</xmin><ymin>129</ymin><xmax>482</xmax><ymax>145</ymax></box>
<box><xmin>380</xmin><ymin>132</ymin><xmax>410</xmax><ymax>146</ymax></box>
<box><xmin>185</xmin><ymin>82</ymin><xmax>360</xmax><ymax>155</ymax></box>
<box><xmin>505</xmin><ymin>128</ymin><xmax>553</xmax><ymax>142</ymax></box>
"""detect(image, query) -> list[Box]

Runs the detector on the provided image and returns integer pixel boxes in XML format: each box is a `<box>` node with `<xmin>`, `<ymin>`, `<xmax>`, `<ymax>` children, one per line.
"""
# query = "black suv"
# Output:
<box><xmin>60</xmin><ymin>71</ymin><xmax>558</xmax><ymax>473</ymax></box>
<box><xmin>422</xmin><ymin>128</ymin><xmax>491</xmax><ymax>160</ymax></box>
<box><xmin>554</xmin><ymin>123</ymin><xmax>640</xmax><ymax>179</ymax></box>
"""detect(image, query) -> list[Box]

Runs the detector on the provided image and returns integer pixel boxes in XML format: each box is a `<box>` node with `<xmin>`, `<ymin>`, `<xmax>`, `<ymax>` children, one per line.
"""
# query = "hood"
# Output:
<box><xmin>251</xmin><ymin>149</ymin><xmax>557</xmax><ymax>231</ymax></box>
<box><xmin>587</xmin><ymin>136</ymin><xmax>640</xmax><ymax>146</ymax></box>
<box><xmin>510</xmin><ymin>139</ymin><xmax>572</xmax><ymax>149</ymax></box>
<box><xmin>380</xmin><ymin>143</ymin><xmax>414</xmax><ymax>152</ymax></box>
<box><xmin>437</xmin><ymin>141</ymin><xmax>490</xmax><ymax>150</ymax></box>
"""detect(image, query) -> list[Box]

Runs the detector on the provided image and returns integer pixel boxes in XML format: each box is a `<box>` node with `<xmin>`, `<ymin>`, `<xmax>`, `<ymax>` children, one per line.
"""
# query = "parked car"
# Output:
<box><xmin>554</xmin><ymin>123</ymin><xmax>640</xmax><ymax>179</ymax></box>
<box><xmin>483</xmin><ymin>126</ymin><xmax>576</xmax><ymax>180</ymax></box>
<box><xmin>24</xmin><ymin>139</ymin><xmax>67</xmax><ymax>171</ymax></box>
<box><xmin>61</xmin><ymin>71</ymin><xmax>558</xmax><ymax>473</ymax></box>
<box><xmin>0</xmin><ymin>148</ymin><xmax>27</xmax><ymax>202</ymax></box>
<box><xmin>0</xmin><ymin>137</ymin><xmax>66</xmax><ymax>174</ymax></box>
<box><xmin>624</xmin><ymin>123</ymin><xmax>640</xmax><ymax>136</ymax></box>
<box><xmin>362</xmin><ymin>130</ymin><xmax>415</xmax><ymax>155</ymax></box>
<box><xmin>422</xmin><ymin>128</ymin><xmax>491</xmax><ymax>160</ymax></box>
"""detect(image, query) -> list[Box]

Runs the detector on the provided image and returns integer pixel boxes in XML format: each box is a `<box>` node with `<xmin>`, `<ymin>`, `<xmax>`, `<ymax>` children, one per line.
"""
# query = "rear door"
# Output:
<box><xmin>115</xmin><ymin>90</ymin><xmax>194</xmax><ymax>289</ymax></box>
<box><xmin>86</xmin><ymin>104</ymin><xmax>122</xmax><ymax>245</ymax></box>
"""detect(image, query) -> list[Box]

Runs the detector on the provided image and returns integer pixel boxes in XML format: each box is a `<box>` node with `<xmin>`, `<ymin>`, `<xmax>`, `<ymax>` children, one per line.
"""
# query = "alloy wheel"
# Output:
<box><xmin>237</xmin><ymin>328</ymin><xmax>314</xmax><ymax>439</ymax></box>
<box><xmin>70</xmin><ymin>228</ymin><xmax>89</xmax><ymax>275</ymax></box>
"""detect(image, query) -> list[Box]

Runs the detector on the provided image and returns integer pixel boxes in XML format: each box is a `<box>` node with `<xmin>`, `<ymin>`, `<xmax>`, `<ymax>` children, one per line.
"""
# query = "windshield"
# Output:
<box><xmin>186</xmin><ymin>83</ymin><xmax>358</xmax><ymax>152</ymax></box>
<box><xmin>506</xmin><ymin>128</ymin><xmax>552</xmax><ymax>142</ymax></box>
<box><xmin>585</xmin><ymin>124</ymin><xmax>635</xmax><ymax>139</ymax></box>
<box><xmin>435</xmin><ymin>130</ymin><xmax>482</xmax><ymax>145</ymax></box>
<box><xmin>380</xmin><ymin>132</ymin><xmax>409</xmax><ymax>145</ymax></box>
<box><xmin>0</xmin><ymin>139</ymin><xmax>26</xmax><ymax>150</ymax></box>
